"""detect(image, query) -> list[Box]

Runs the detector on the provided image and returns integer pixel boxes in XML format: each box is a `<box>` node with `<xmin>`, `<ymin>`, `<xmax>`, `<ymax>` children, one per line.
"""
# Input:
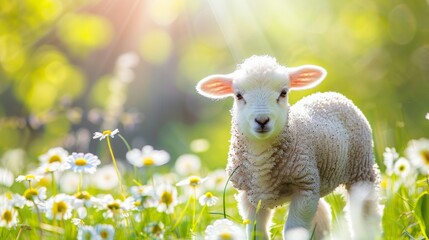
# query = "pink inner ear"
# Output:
<box><xmin>201</xmin><ymin>78</ymin><xmax>233</xmax><ymax>96</ymax></box>
<box><xmin>290</xmin><ymin>69</ymin><xmax>322</xmax><ymax>88</ymax></box>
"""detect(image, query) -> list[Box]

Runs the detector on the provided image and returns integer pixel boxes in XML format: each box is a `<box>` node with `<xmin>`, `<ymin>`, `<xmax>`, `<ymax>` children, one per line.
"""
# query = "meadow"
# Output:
<box><xmin>1</xmin><ymin>0</ymin><xmax>429</xmax><ymax>239</ymax></box>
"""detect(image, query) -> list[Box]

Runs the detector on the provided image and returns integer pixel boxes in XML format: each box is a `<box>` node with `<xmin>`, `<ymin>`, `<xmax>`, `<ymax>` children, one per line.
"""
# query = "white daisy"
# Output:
<box><xmin>155</xmin><ymin>185</ymin><xmax>178</xmax><ymax>214</ymax></box>
<box><xmin>16</xmin><ymin>174</ymin><xmax>44</xmax><ymax>183</ymax></box>
<box><xmin>93</xmin><ymin>129</ymin><xmax>119</xmax><ymax>141</ymax></box>
<box><xmin>204</xmin><ymin>219</ymin><xmax>246</xmax><ymax>240</ymax></box>
<box><xmin>190</xmin><ymin>138</ymin><xmax>210</xmax><ymax>153</ymax></box>
<box><xmin>144</xmin><ymin>222</ymin><xmax>165</xmax><ymax>239</ymax></box>
<box><xmin>95</xmin><ymin>224</ymin><xmax>115</xmax><ymax>240</ymax></box>
<box><xmin>38</xmin><ymin>147</ymin><xmax>69</xmax><ymax>171</ymax></box>
<box><xmin>426</xmin><ymin>113</ymin><xmax>429</xmax><ymax>120</ymax></box>
<box><xmin>77</xmin><ymin>225</ymin><xmax>98</xmax><ymax>240</ymax></box>
<box><xmin>0</xmin><ymin>168</ymin><xmax>14</xmax><ymax>187</ymax></box>
<box><xmin>65</xmin><ymin>152</ymin><xmax>101</xmax><ymax>174</ymax></box>
<box><xmin>205</xmin><ymin>169</ymin><xmax>228</xmax><ymax>191</ymax></box>
<box><xmin>1</xmin><ymin>193</ymin><xmax>26</xmax><ymax>209</ymax></box>
<box><xmin>92</xmin><ymin>165</ymin><xmax>118</xmax><ymax>190</ymax></box>
<box><xmin>176</xmin><ymin>176</ymin><xmax>207</xmax><ymax>187</ymax></box>
<box><xmin>99</xmin><ymin>195</ymin><xmax>132</xmax><ymax>219</ymax></box>
<box><xmin>175</xmin><ymin>154</ymin><xmax>201</xmax><ymax>176</ymax></box>
<box><xmin>45</xmin><ymin>194</ymin><xmax>73</xmax><ymax>220</ymax></box>
<box><xmin>405</xmin><ymin>138</ymin><xmax>429</xmax><ymax>174</ymax></box>
<box><xmin>126</xmin><ymin>145</ymin><xmax>170</xmax><ymax>168</ymax></box>
<box><xmin>199</xmin><ymin>192</ymin><xmax>219</xmax><ymax>206</ymax></box>
<box><xmin>71</xmin><ymin>218</ymin><xmax>85</xmax><ymax>227</ymax></box>
<box><xmin>393</xmin><ymin>157</ymin><xmax>411</xmax><ymax>178</ymax></box>
<box><xmin>37</xmin><ymin>162</ymin><xmax>62</xmax><ymax>174</ymax></box>
<box><xmin>23</xmin><ymin>187</ymin><xmax>47</xmax><ymax>203</ymax></box>
<box><xmin>383</xmin><ymin>147</ymin><xmax>399</xmax><ymax>176</ymax></box>
<box><xmin>0</xmin><ymin>206</ymin><xmax>18</xmax><ymax>228</ymax></box>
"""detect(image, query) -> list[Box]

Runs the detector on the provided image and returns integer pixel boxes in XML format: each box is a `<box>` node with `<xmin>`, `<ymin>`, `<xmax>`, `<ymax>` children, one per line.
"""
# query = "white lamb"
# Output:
<box><xmin>196</xmin><ymin>55</ymin><xmax>379</xmax><ymax>239</ymax></box>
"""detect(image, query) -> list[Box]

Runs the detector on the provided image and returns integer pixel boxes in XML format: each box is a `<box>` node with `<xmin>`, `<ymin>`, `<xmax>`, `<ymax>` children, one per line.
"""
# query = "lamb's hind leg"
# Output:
<box><xmin>346</xmin><ymin>180</ymin><xmax>380</xmax><ymax>240</ymax></box>
<box><xmin>237</xmin><ymin>191</ymin><xmax>273</xmax><ymax>240</ymax></box>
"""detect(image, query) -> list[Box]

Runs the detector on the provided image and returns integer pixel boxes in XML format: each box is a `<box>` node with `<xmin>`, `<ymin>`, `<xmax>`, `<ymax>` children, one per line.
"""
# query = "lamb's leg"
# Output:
<box><xmin>283</xmin><ymin>190</ymin><xmax>319</xmax><ymax>239</ymax></box>
<box><xmin>237</xmin><ymin>191</ymin><xmax>273</xmax><ymax>240</ymax></box>
<box><xmin>311</xmin><ymin>198</ymin><xmax>331</xmax><ymax>239</ymax></box>
<box><xmin>346</xmin><ymin>181</ymin><xmax>380</xmax><ymax>240</ymax></box>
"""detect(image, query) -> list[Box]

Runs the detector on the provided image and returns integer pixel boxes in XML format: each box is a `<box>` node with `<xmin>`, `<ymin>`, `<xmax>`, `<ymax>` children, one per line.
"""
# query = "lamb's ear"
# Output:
<box><xmin>288</xmin><ymin>65</ymin><xmax>327</xmax><ymax>90</ymax></box>
<box><xmin>196</xmin><ymin>74</ymin><xmax>234</xmax><ymax>99</ymax></box>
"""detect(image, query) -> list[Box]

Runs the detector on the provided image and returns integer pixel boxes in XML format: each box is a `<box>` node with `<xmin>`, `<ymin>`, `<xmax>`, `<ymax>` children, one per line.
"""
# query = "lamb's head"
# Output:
<box><xmin>196</xmin><ymin>55</ymin><xmax>327</xmax><ymax>141</ymax></box>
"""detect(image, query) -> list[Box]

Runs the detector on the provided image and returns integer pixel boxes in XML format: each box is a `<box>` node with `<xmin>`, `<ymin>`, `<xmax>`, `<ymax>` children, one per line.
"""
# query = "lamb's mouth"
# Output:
<box><xmin>254</xmin><ymin>127</ymin><xmax>271</xmax><ymax>134</ymax></box>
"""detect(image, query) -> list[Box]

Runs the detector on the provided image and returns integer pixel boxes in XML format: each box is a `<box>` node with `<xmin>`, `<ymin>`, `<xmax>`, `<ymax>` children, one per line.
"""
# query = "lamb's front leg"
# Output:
<box><xmin>237</xmin><ymin>191</ymin><xmax>273</xmax><ymax>240</ymax></box>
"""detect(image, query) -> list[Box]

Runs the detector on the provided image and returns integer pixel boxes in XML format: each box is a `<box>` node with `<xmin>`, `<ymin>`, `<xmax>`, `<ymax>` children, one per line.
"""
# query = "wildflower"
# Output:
<box><xmin>204</xmin><ymin>219</ymin><xmax>246</xmax><ymax>240</ymax></box>
<box><xmin>16</xmin><ymin>174</ymin><xmax>44</xmax><ymax>183</ymax></box>
<box><xmin>199</xmin><ymin>192</ymin><xmax>219</xmax><ymax>206</ymax></box>
<box><xmin>65</xmin><ymin>152</ymin><xmax>101</xmax><ymax>174</ymax></box>
<box><xmin>190</xmin><ymin>139</ymin><xmax>210</xmax><ymax>153</ymax></box>
<box><xmin>95</xmin><ymin>224</ymin><xmax>115</xmax><ymax>240</ymax></box>
<box><xmin>99</xmin><ymin>195</ymin><xmax>133</xmax><ymax>218</ymax></box>
<box><xmin>205</xmin><ymin>169</ymin><xmax>228</xmax><ymax>191</ymax></box>
<box><xmin>0</xmin><ymin>206</ymin><xmax>18</xmax><ymax>228</ymax></box>
<box><xmin>129</xmin><ymin>185</ymin><xmax>156</xmax><ymax>208</ymax></box>
<box><xmin>92</xmin><ymin>165</ymin><xmax>118</xmax><ymax>190</ymax></box>
<box><xmin>0</xmin><ymin>168</ymin><xmax>14</xmax><ymax>187</ymax></box>
<box><xmin>1</xmin><ymin>192</ymin><xmax>26</xmax><ymax>209</ymax></box>
<box><xmin>145</xmin><ymin>222</ymin><xmax>165</xmax><ymax>239</ymax></box>
<box><xmin>177</xmin><ymin>176</ymin><xmax>207</xmax><ymax>187</ymax></box>
<box><xmin>383</xmin><ymin>147</ymin><xmax>399</xmax><ymax>176</ymax></box>
<box><xmin>59</xmin><ymin>172</ymin><xmax>81</xmax><ymax>194</ymax></box>
<box><xmin>405</xmin><ymin>138</ymin><xmax>429</xmax><ymax>174</ymax></box>
<box><xmin>155</xmin><ymin>185</ymin><xmax>178</xmax><ymax>214</ymax></box>
<box><xmin>37</xmin><ymin>162</ymin><xmax>62</xmax><ymax>174</ymax></box>
<box><xmin>175</xmin><ymin>154</ymin><xmax>201</xmax><ymax>176</ymax></box>
<box><xmin>71</xmin><ymin>218</ymin><xmax>84</xmax><ymax>227</ymax></box>
<box><xmin>426</xmin><ymin>113</ymin><xmax>429</xmax><ymax>120</ymax></box>
<box><xmin>93</xmin><ymin>129</ymin><xmax>119</xmax><ymax>141</ymax></box>
<box><xmin>393</xmin><ymin>157</ymin><xmax>411</xmax><ymax>178</ymax></box>
<box><xmin>126</xmin><ymin>145</ymin><xmax>169</xmax><ymax>167</ymax></box>
<box><xmin>77</xmin><ymin>226</ymin><xmax>98</xmax><ymax>240</ymax></box>
<box><xmin>38</xmin><ymin>147</ymin><xmax>69</xmax><ymax>171</ymax></box>
<box><xmin>45</xmin><ymin>194</ymin><xmax>73</xmax><ymax>220</ymax></box>
<box><xmin>23</xmin><ymin>187</ymin><xmax>47</xmax><ymax>202</ymax></box>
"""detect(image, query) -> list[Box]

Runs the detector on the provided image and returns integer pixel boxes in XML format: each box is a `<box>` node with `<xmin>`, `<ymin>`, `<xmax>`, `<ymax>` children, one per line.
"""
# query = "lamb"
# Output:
<box><xmin>196</xmin><ymin>55</ymin><xmax>380</xmax><ymax>239</ymax></box>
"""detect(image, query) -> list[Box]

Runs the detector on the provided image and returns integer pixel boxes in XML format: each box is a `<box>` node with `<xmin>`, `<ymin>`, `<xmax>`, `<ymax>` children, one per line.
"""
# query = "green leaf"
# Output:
<box><xmin>414</xmin><ymin>192</ymin><xmax>429</xmax><ymax>238</ymax></box>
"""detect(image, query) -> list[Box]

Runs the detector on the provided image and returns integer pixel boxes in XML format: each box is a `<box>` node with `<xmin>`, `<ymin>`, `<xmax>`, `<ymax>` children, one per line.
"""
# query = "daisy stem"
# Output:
<box><xmin>192</xmin><ymin>188</ymin><xmax>196</xmax><ymax>227</ymax></box>
<box><xmin>77</xmin><ymin>172</ymin><xmax>82</xmax><ymax>194</ymax></box>
<box><xmin>51</xmin><ymin>172</ymin><xmax>56</xmax><ymax>196</ymax></box>
<box><xmin>223</xmin><ymin>165</ymin><xmax>240</xmax><ymax>218</ymax></box>
<box><xmin>191</xmin><ymin>205</ymin><xmax>206</xmax><ymax>232</ymax></box>
<box><xmin>171</xmin><ymin>196</ymin><xmax>192</xmax><ymax>230</ymax></box>
<box><xmin>118</xmin><ymin>134</ymin><xmax>131</xmax><ymax>151</ymax></box>
<box><xmin>106</xmin><ymin>136</ymin><xmax>126</xmax><ymax>200</ymax></box>
<box><xmin>31</xmin><ymin>199</ymin><xmax>44</xmax><ymax>238</ymax></box>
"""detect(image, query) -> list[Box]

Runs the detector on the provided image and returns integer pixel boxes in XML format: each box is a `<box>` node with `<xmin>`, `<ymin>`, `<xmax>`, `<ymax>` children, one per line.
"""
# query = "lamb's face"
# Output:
<box><xmin>196</xmin><ymin>55</ymin><xmax>327</xmax><ymax>141</ymax></box>
<box><xmin>232</xmin><ymin>72</ymin><xmax>289</xmax><ymax>140</ymax></box>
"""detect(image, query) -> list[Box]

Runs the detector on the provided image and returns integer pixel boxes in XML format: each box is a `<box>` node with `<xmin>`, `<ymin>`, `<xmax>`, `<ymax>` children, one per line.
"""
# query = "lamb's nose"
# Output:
<box><xmin>255</xmin><ymin>117</ymin><xmax>270</xmax><ymax>128</ymax></box>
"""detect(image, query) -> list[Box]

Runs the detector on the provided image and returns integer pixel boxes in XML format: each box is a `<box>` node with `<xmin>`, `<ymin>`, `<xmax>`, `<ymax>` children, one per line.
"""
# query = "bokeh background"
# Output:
<box><xmin>1</xmin><ymin>0</ymin><xmax>428</xmax><ymax>171</ymax></box>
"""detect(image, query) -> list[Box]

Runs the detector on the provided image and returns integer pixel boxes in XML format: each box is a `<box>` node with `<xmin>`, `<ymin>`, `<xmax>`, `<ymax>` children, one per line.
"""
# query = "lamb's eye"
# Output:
<box><xmin>236</xmin><ymin>93</ymin><xmax>243</xmax><ymax>100</ymax></box>
<box><xmin>280</xmin><ymin>89</ymin><xmax>287</xmax><ymax>98</ymax></box>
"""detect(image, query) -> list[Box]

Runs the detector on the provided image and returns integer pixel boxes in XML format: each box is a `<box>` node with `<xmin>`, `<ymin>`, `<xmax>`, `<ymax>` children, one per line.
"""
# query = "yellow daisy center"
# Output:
<box><xmin>75</xmin><ymin>158</ymin><xmax>87</xmax><ymax>166</ymax></box>
<box><xmin>205</xmin><ymin>192</ymin><xmax>213</xmax><ymax>198</ymax></box>
<box><xmin>102</xmin><ymin>130</ymin><xmax>112</xmax><ymax>135</ymax></box>
<box><xmin>49</xmin><ymin>155</ymin><xmax>61</xmax><ymax>163</ymax></box>
<box><xmin>152</xmin><ymin>224</ymin><xmax>162</xmax><ymax>234</ymax></box>
<box><xmin>75</xmin><ymin>191</ymin><xmax>91</xmax><ymax>200</ymax></box>
<box><xmin>25</xmin><ymin>174</ymin><xmax>35</xmax><ymax>180</ymax></box>
<box><xmin>134</xmin><ymin>201</ymin><xmax>141</xmax><ymax>207</ymax></box>
<box><xmin>398</xmin><ymin>164</ymin><xmax>405</xmax><ymax>172</ymax></box>
<box><xmin>189</xmin><ymin>176</ymin><xmax>201</xmax><ymax>186</ymax></box>
<box><xmin>100</xmin><ymin>230</ymin><xmax>109</xmax><ymax>238</ymax></box>
<box><xmin>421</xmin><ymin>150</ymin><xmax>429</xmax><ymax>165</ymax></box>
<box><xmin>1</xmin><ymin>210</ymin><xmax>12</xmax><ymax>223</ymax></box>
<box><xmin>160</xmin><ymin>191</ymin><xmax>173</xmax><ymax>205</ymax></box>
<box><xmin>24</xmin><ymin>188</ymin><xmax>39</xmax><ymax>200</ymax></box>
<box><xmin>107</xmin><ymin>202</ymin><xmax>121</xmax><ymax>210</ymax></box>
<box><xmin>143</xmin><ymin>157</ymin><xmax>154</xmax><ymax>166</ymax></box>
<box><xmin>53</xmin><ymin>201</ymin><xmax>68</xmax><ymax>215</ymax></box>
<box><xmin>219</xmin><ymin>232</ymin><xmax>232</xmax><ymax>240</ymax></box>
<box><xmin>5</xmin><ymin>192</ymin><xmax>13</xmax><ymax>200</ymax></box>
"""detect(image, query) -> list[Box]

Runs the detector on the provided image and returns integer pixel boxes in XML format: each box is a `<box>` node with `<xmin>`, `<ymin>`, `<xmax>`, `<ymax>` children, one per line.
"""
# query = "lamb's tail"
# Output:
<box><xmin>311</xmin><ymin>198</ymin><xmax>332</xmax><ymax>239</ymax></box>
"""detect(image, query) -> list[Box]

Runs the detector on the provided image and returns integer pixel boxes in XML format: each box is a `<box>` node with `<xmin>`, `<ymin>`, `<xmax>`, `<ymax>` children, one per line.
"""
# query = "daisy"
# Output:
<box><xmin>405</xmin><ymin>138</ymin><xmax>429</xmax><ymax>174</ymax></box>
<box><xmin>23</xmin><ymin>187</ymin><xmax>47</xmax><ymax>202</ymax></box>
<box><xmin>176</xmin><ymin>176</ymin><xmax>207</xmax><ymax>187</ymax></box>
<box><xmin>199</xmin><ymin>192</ymin><xmax>219</xmax><ymax>206</ymax></box>
<box><xmin>93</xmin><ymin>129</ymin><xmax>119</xmax><ymax>141</ymax></box>
<box><xmin>16</xmin><ymin>174</ymin><xmax>44</xmax><ymax>183</ymax></box>
<box><xmin>92</xmin><ymin>165</ymin><xmax>118</xmax><ymax>190</ymax></box>
<box><xmin>175</xmin><ymin>154</ymin><xmax>201</xmax><ymax>176</ymax></box>
<box><xmin>129</xmin><ymin>185</ymin><xmax>157</xmax><ymax>208</ymax></box>
<box><xmin>38</xmin><ymin>147</ymin><xmax>69</xmax><ymax>170</ymax></box>
<box><xmin>155</xmin><ymin>185</ymin><xmax>178</xmax><ymax>214</ymax></box>
<box><xmin>37</xmin><ymin>162</ymin><xmax>62</xmax><ymax>174</ymax></box>
<box><xmin>45</xmin><ymin>194</ymin><xmax>73</xmax><ymax>220</ymax></box>
<box><xmin>126</xmin><ymin>145</ymin><xmax>170</xmax><ymax>167</ymax></box>
<box><xmin>144</xmin><ymin>222</ymin><xmax>165</xmax><ymax>239</ymax></box>
<box><xmin>393</xmin><ymin>157</ymin><xmax>411</xmax><ymax>178</ymax></box>
<box><xmin>383</xmin><ymin>147</ymin><xmax>399</xmax><ymax>176</ymax></box>
<box><xmin>77</xmin><ymin>225</ymin><xmax>98</xmax><ymax>240</ymax></box>
<box><xmin>190</xmin><ymin>138</ymin><xmax>210</xmax><ymax>153</ymax></box>
<box><xmin>99</xmin><ymin>195</ymin><xmax>132</xmax><ymax>219</ymax></box>
<box><xmin>0</xmin><ymin>206</ymin><xmax>18</xmax><ymax>228</ymax></box>
<box><xmin>95</xmin><ymin>224</ymin><xmax>115</xmax><ymax>240</ymax></box>
<box><xmin>0</xmin><ymin>168</ymin><xmax>14</xmax><ymax>187</ymax></box>
<box><xmin>65</xmin><ymin>152</ymin><xmax>101</xmax><ymax>174</ymax></box>
<box><xmin>426</xmin><ymin>113</ymin><xmax>429</xmax><ymax>120</ymax></box>
<box><xmin>205</xmin><ymin>169</ymin><xmax>228</xmax><ymax>191</ymax></box>
<box><xmin>204</xmin><ymin>219</ymin><xmax>246</xmax><ymax>240</ymax></box>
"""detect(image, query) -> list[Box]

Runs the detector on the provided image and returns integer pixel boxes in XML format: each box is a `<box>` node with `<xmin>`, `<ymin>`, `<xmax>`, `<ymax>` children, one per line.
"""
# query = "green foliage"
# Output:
<box><xmin>415</xmin><ymin>192</ymin><xmax>429</xmax><ymax>239</ymax></box>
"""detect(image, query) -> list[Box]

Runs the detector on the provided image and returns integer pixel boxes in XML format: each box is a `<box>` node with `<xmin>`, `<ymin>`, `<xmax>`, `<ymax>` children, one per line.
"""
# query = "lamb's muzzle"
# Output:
<box><xmin>196</xmin><ymin>55</ymin><xmax>380</xmax><ymax>240</ymax></box>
